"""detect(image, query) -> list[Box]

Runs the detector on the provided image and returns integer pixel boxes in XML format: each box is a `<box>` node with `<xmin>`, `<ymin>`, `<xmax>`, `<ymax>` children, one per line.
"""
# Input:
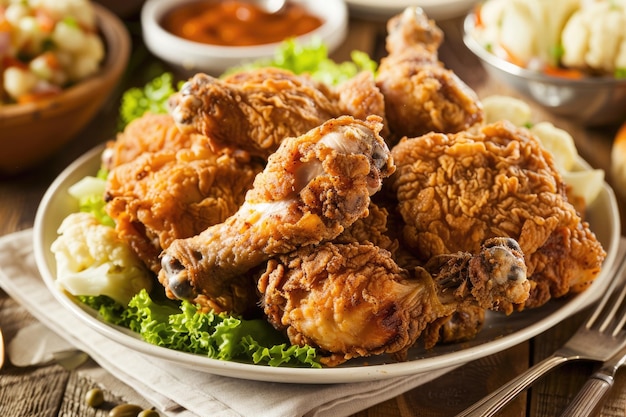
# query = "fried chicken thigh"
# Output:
<box><xmin>104</xmin><ymin>113</ymin><xmax>264</xmax><ymax>274</ymax></box>
<box><xmin>376</xmin><ymin>7</ymin><xmax>483</xmax><ymax>140</ymax></box>
<box><xmin>258</xmin><ymin>237</ymin><xmax>529</xmax><ymax>366</ymax></box>
<box><xmin>390</xmin><ymin>121</ymin><xmax>606</xmax><ymax>308</ymax></box>
<box><xmin>168</xmin><ymin>68</ymin><xmax>386</xmax><ymax>158</ymax></box>
<box><xmin>159</xmin><ymin>116</ymin><xmax>395</xmax><ymax>314</ymax></box>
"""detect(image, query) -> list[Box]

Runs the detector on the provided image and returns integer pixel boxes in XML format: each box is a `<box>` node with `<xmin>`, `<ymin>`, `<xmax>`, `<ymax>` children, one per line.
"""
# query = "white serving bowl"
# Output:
<box><xmin>141</xmin><ymin>0</ymin><xmax>348</xmax><ymax>76</ymax></box>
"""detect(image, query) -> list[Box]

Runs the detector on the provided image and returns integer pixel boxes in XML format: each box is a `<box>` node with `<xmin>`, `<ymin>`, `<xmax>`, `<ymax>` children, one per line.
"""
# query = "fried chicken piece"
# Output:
<box><xmin>159</xmin><ymin>115</ymin><xmax>395</xmax><ymax>314</ymax></box>
<box><xmin>105</xmin><ymin>115</ymin><xmax>264</xmax><ymax>273</ymax></box>
<box><xmin>168</xmin><ymin>68</ymin><xmax>387</xmax><ymax>158</ymax></box>
<box><xmin>102</xmin><ymin>113</ymin><xmax>199</xmax><ymax>170</ymax></box>
<box><xmin>258</xmin><ymin>237</ymin><xmax>529</xmax><ymax>366</ymax></box>
<box><xmin>224</xmin><ymin>69</ymin><xmax>387</xmax><ymax>126</ymax></box>
<box><xmin>423</xmin><ymin>305</ymin><xmax>485</xmax><ymax>347</ymax></box>
<box><xmin>376</xmin><ymin>7</ymin><xmax>483</xmax><ymax>141</ymax></box>
<box><xmin>333</xmin><ymin>71</ymin><xmax>390</xmax><ymax>138</ymax></box>
<box><xmin>425</xmin><ymin>237</ymin><xmax>529</xmax><ymax>315</ymax></box>
<box><xmin>334</xmin><ymin>202</ymin><xmax>399</xmax><ymax>255</ymax></box>
<box><xmin>421</xmin><ymin>237</ymin><xmax>529</xmax><ymax>347</ymax></box>
<box><xmin>390</xmin><ymin>120</ymin><xmax>606</xmax><ymax>309</ymax></box>
<box><xmin>259</xmin><ymin>242</ymin><xmax>426</xmax><ymax>366</ymax></box>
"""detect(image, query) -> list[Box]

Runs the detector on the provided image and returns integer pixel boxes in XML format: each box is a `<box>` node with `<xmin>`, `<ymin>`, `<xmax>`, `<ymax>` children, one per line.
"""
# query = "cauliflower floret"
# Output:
<box><xmin>482</xmin><ymin>94</ymin><xmax>532</xmax><ymax>126</ymax></box>
<box><xmin>475</xmin><ymin>0</ymin><xmax>579</xmax><ymax>67</ymax></box>
<box><xmin>498</xmin><ymin>0</ymin><xmax>545</xmax><ymax>64</ymax></box>
<box><xmin>530</xmin><ymin>121</ymin><xmax>578</xmax><ymax>172</ymax></box>
<box><xmin>51</xmin><ymin>212</ymin><xmax>153</xmax><ymax>305</ymax></box>
<box><xmin>29</xmin><ymin>0</ymin><xmax>96</xmax><ymax>29</ymax></box>
<box><xmin>561</xmin><ymin>1</ymin><xmax>626</xmax><ymax>74</ymax></box>
<box><xmin>3</xmin><ymin>66</ymin><xmax>38</xmax><ymax>99</ymax></box>
<box><xmin>65</xmin><ymin>33</ymin><xmax>105</xmax><ymax>81</ymax></box>
<box><xmin>531</xmin><ymin>121</ymin><xmax>604</xmax><ymax>204</ymax></box>
<box><xmin>474</xmin><ymin>0</ymin><xmax>543</xmax><ymax>65</ymax></box>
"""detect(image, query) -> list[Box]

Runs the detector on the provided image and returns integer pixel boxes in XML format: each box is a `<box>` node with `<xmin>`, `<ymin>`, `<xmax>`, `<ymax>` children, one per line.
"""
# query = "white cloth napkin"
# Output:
<box><xmin>0</xmin><ymin>229</ymin><xmax>457</xmax><ymax>417</ymax></box>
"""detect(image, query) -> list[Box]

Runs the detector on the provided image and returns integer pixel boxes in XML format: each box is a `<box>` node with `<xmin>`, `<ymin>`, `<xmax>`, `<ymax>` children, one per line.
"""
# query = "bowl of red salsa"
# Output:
<box><xmin>141</xmin><ymin>0</ymin><xmax>348</xmax><ymax>75</ymax></box>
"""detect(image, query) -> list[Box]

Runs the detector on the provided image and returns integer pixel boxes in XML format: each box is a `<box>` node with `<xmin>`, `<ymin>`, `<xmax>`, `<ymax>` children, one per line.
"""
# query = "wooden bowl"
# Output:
<box><xmin>0</xmin><ymin>4</ymin><xmax>131</xmax><ymax>176</ymax></box>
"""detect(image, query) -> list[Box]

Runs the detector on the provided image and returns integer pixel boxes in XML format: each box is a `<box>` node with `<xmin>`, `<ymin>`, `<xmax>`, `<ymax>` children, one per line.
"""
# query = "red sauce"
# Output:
<box><xmin>161</xmin><ymin>1</ymin><xmax>323</xmax><ymax>47</ymax></box>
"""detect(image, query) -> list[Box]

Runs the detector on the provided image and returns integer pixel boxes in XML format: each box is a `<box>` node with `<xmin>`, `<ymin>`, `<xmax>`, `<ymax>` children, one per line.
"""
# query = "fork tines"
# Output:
<box><xmin>585</xmin><ymin>255</ymin><xmax>626</xmax><ymax>336</ymax></box>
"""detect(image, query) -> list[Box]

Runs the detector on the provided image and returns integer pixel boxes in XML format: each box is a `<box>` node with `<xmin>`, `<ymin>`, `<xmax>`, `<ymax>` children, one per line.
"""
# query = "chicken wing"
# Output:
<box><xmin>168</xmin><ymin>68</ymin><xmax>388</xmax><ymax>158</ymax></box>
<box><xmin>258</xmin><ymin>237</ymin><xmax>529</xmax><ymax>366</ymax></box>
<box><xmin>390</xmin><ymin>120</ymin><xmax>606</xmax><ymax>308</ymax></box>
<box><xmin>376</xmin><ymin>7</ymin><xmax>484</xmax><ymax>141</ymax></box>
<box><xmin>159</xmin><ymin>115</ymin><xmax>395</xmax><ymax>314</ymax></box>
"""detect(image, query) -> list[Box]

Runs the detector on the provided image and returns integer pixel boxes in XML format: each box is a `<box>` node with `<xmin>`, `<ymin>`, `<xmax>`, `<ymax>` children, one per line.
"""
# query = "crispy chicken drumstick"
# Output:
<box><xmin>376</xmin><ymin>6</ymin><xmax>484</xmax><ymax>141</ymax></box>
<box><xmin>168</xmin><ymin>68</ymin><xmax>386</xmax><ymax>158</ymax></box>
<box><xmin>258</xmin><ymin>237</ymin><xmax>529</xmax><ymax>366</ymax></box>
<box><xmin>159</xmin><ymin>115</ymin><xmax>395</xmax><ymax>314</ymax></box>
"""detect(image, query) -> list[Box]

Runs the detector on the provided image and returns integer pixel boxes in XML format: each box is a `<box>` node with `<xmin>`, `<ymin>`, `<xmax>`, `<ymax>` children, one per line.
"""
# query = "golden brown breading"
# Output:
<box><xmin>168</xmin><ymin>68</ymin><xmax>389</xmax><ymax>158</ymax></box>
<box><xmin>334</xmin><ymin>202</ymin><xmax>399</xmax><ymax>255</ymax></box>
<box><xmin>159</xmin><ymin>116</ymin><xmax>395</xmax><ymax>314</ymax></box>
<box><xmin>259</xmin><ymin>242</ymin><xmax>434</xmax><ymax>366</ymax></box>
<box><xmin>376</xmin><ymin>7</ymin><xmax>483</xmax><ymax>141</ymax></box>
<box><xmin>169</xmin><ymin>68</ymin><xmax>340</xmax><ymax>158</ymax></box>
<box><xmin>389</xmin><ymin>120</ymin><xmax>606</xmax><ymax>308</ymax></box>
<box><xmin>104</xmin><ymin>117</ymin><xmax>264</xmax><ymax>274</ymax></box>
<box><xmin>103</xmin><ymin>113</ymin><xmax>199</xmax><ymax>170</ymax></box>
<box><xmin>332</xmin><ymin>71</ymin><xmax>390</xmax><ymax>139</ymax></box>
<box><xmin>258</xmin><ymin>237</ymin><xmax>529</xmax><ymax>366</ymax></box>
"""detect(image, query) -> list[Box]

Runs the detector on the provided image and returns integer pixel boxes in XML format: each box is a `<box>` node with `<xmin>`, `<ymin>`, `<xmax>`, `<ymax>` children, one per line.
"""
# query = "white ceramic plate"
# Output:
<box><xmin>347</xmin><ymin>0</ymin><xmax>479</xmax><ymax>21</ymax></box>
<box><xmin>33</xmin><ymin>145</ymin><xmax>620</xmax><ymax>384</ymax></box>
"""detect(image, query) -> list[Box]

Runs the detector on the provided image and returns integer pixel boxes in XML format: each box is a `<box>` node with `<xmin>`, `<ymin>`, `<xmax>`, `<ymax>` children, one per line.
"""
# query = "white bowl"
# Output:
<box><xmin>141</xmin><ymin>0</ymin><xmax>348</xmax><ymax>76</ymax></box>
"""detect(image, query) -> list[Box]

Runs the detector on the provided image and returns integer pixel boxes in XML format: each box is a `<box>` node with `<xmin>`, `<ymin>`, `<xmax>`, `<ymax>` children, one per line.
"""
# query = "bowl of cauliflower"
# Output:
<box><xmin>0</xmin><ymin>0</ymin><xmax>130</xmax><ymax>176</ymax></box>
<box><xmin>464</xmin><ymin>0</ymin><xmax>626</xmax><ymax>126</ymax></box>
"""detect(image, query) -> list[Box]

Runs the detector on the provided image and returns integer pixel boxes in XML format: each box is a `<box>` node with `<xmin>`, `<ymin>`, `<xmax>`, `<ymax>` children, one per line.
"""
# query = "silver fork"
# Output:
<box><xmin>455</xmin><ymin>254</ymin><xmax>626</xmax><ymax>417</ymax></box>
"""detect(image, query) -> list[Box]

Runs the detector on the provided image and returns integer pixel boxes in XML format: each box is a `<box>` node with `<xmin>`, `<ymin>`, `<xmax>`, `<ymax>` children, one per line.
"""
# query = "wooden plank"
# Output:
<box><xmin>0</xmin><ymin>364</ymin><xmax>68</xmax><ymax>417</ymax></box>
<box><xmin>352</xmin><ymin>343</ymin><xmax>529</xmax><ymax>417</ymax></box>
<box><xmin>529</xmin><ymin>308</ymin><xmax>592</xmax><ymax>416</ymax></box>
<box><xmin>59</xmin><ymin>365</ymin><xmax>153</xmax><ymax>417</ymax></box>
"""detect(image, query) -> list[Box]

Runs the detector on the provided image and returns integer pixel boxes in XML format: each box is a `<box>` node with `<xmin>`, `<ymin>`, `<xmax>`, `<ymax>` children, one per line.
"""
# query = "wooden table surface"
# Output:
<box><xmin>1</xmin><ymin>7</ymin><xmax>626</xmax><ymax>417</ymax></box>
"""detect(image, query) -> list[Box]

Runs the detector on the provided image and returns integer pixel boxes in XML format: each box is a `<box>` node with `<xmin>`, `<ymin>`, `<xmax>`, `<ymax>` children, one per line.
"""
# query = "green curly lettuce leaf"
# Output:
<box><xmin>78</xmin><ymin>295</ymin><xmax>128</xmax><ymax>324</ymax></box>
<box><xmin>82</xmin><ymin>290</ymin><xmax>321</xmax><ymax>368</ymax></box>
<box><xmin>118</xmin><ymin>72</ymin><xmax>178</xmax><ymax>129</ymax></box>
<box><xmin>223</xmin><ymin>37</ymin><xmax>377</xmax><ymax>85</ymax></box>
